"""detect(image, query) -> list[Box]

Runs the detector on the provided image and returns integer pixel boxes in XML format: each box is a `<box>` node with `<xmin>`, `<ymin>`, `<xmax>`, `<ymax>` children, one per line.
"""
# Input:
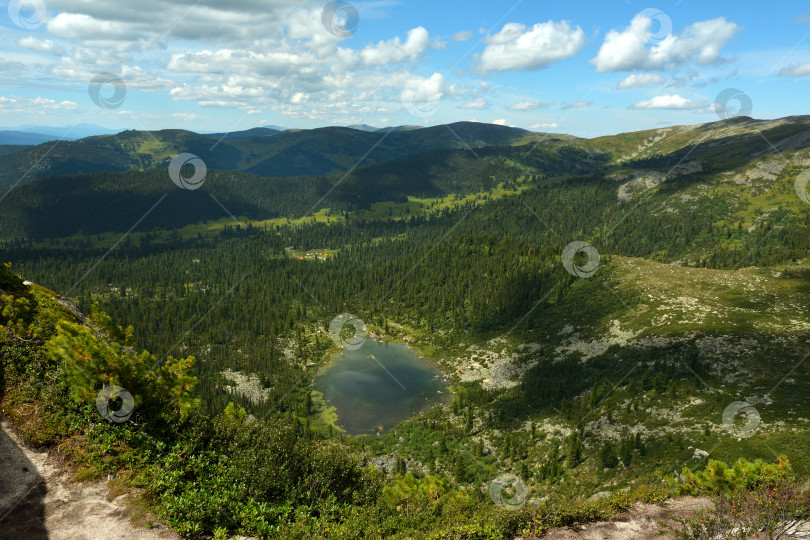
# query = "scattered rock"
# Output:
<box><xmin>692</xmin><ymin>448</ymin><xmax>709</xmax><ymax>459</ymax></box>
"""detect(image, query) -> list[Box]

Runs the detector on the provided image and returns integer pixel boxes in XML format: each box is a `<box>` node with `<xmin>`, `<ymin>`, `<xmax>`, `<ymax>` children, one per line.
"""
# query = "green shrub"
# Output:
<box><xmin>678</xmin><ymin>457</ymin><xmax>792</xmax><ymax>496</ymax></box>
<box><xmin>45</xmin><ymin>306</ymin><xmax>198</xmax><ymax>419</ymax></box>
<box><xmin>673</xmin><ymin>478</ymin><xmax>810</xmax><ymax>540</ymax></box>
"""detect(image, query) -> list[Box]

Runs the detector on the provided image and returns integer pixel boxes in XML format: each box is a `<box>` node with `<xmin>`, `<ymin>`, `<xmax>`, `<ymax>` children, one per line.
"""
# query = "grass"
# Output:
<box><xmin>310</xmin><ymin>389</ymin><xmax>340</xmax><ymax>428</ymax></box>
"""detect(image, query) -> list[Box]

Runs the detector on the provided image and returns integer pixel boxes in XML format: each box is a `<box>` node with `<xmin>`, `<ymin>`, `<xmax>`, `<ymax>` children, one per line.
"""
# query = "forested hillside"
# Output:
<box><xmin>0</xmin><ymin>122</ymin><xmax>561</xmax><ymax>190</ymax></box>
<box><xmin>2</xmin><ymin>116</ymin><xmax>810</xmax><ymax>538</ymax></box>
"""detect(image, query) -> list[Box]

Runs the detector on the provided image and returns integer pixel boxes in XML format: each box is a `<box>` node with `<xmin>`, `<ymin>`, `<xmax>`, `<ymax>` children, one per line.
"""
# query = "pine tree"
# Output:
<box><xmin>519</xmin><ymin>461</ymin><xmax>530</xmax><ymax>481</ymax></box>
<box><xmin>599</xmin><ymin>442</ymin><xmax>618</xmax><ymax>469</ymax></box>
<box><xmin>453</xmin><ymin>456</ymin><xmax>467</xmax><ymax>483</ymax></box>
<box><xmin>566</xmin><ymin>431</ymin><xmax>583</xmax><ymax>466</ymax></box>
<box><xmin>620</xmin><ymin>436</ymin><xmax>632</xmax><ymax>466</ymax></box>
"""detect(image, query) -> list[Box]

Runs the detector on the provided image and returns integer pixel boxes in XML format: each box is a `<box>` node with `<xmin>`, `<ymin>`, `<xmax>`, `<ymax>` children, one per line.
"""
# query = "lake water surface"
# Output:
<box><xmin>314</xmin><ymin>339</ymin><xmax>448</xmax><ymax>435</ymax></box>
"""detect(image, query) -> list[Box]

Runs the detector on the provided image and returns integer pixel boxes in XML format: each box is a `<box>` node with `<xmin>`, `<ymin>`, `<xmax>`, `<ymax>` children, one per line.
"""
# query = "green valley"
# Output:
<box><xmin>2</xmin><ymin>116</ymin><xmax>810</xmax><ymax>539</ymax></box>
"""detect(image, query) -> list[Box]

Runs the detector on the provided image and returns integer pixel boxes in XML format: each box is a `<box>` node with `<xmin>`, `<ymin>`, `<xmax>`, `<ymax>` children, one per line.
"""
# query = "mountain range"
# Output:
<box><xmin>1</xmin><ymin>115</ymin><xmax>809</xmax><ymax>539</ymax></box>
<box><xmin>0</xmin><ymin>121</ymin><xmax>568</xmax><ymax>190</ymax></box>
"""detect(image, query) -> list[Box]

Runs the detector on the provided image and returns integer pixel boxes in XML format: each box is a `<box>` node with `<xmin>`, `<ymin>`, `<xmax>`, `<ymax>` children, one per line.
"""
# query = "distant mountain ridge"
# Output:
<box><xmin>3</xmin><ymin>115</ymin><xmax>810</xmax><ymax>193</ymax></box>
<box><xmin>0</xmin><ymin>121</ymin><xmax>553</xmax><ymax>190</ymax></box>
<box><xmin>0</xmin><ymin>123</ymin><xmax>120</xmax><ymax>143</ymax></box>
<box><xmin>0</xmin><ymin>131</ymin><xmax>64</xmax><ymax>145</ymax></box>
<box><xmin>203</xmin><ymin>127</ymin><xmax>282</xmax><ymax>140</ymax></box>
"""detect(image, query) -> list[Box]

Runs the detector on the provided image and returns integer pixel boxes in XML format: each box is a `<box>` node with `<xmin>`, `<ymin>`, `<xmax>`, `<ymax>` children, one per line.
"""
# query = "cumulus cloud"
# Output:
<box><xmin>507</xmin><ymin>100</ymin><xmax>554</xmax><ymax>111</ymax></box>
<box><xmin>50</xmin><ymin>52</ymin><xmax>174</xmax><ymax>92</ymax></box>
<box><xmin>479</xmin><ymin>20</ymin><xmax>586</xmax><ymax>72</ymax></box>
<box><xmin>617</xmin><ymin>73</ymin><xmax>665</xmax><ymax>88</ymax></box>
<box><xmin>400</xmin><ymin>72</ymin><xmax>450</xmax><ymax>112</ymax></box>
<box><xmin>779</xmin><ymin>63</ymin><xmax>810</xmax><ymax>77</ymax></box>
<box><xmin>0</xmin><ymin>95</ymin><xmax>80</xmax><ymax>113</ymax></box>
<box><xmin>360</xmin><ymin>27</ymin><xmax>442</xmax><ymax>66</ymax></box>
<box><xmin>45</xmin><ymin>0</ymin><xmax>297</xmax><ymax>49</ymax></box>
<box><xmin>492</xmin><ymin>119</ymin><xmax>508</xmax><ymax>125</ymax></box>
<box><xmin>16</xmin><ymin>37</ymin><xmax>66</xmax><ymax>56</ymax></box>
<box><xmin>592</xmin><ymin>14</ymin><xmax>739</xmax><ymax>72</ymax></box>
<box><xmin>0</xmin><ymin>1</ymin><xmax>534</xmax><ymax>123</ymax></box>
<box><xmin>166</xmin><ymin>49</ymin><xmax>311</xmax><ymax>76</ymax></box>
<box><xmin>629</xmin><ymin>94</ymin><xmax>703</xmax><ymax>109</ymax></box>
<box><xmin>161</xmin><ymin>23</ymin><xmax>454</xmax><ymax>114</ymax></box>
<box><xmin>47</xmin><ymin>12</ymin><xmax>151</xmax><ymax>50</ymax></box>
<box><xmin>459</xmin><ymin>98</ymin><xmax>488</xmax><ymax>110</ymax></box>
<box><xmin>531</xmin><ymin>122</ymin><xmax>558</xmax><ymax>129</ymax></box>
<box><xmin>452</xmin><ymin>31</ymin><xmax>473</xmax><ymax>42</ymax></box>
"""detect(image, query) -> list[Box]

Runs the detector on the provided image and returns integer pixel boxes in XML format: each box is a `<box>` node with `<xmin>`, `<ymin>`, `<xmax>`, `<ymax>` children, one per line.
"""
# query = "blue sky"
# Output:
<box><xmin>0</xmin><ymin>0</ymin><xmax>808</xmax><ymax>137</ymax></box>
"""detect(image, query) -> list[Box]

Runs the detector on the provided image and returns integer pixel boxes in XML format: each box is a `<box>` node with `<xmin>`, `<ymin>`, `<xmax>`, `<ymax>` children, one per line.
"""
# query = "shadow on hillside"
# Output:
<box><xmin>0</xmin><ymin>427</ymin><xmax>47</xmax><ymax>539</ymax></box>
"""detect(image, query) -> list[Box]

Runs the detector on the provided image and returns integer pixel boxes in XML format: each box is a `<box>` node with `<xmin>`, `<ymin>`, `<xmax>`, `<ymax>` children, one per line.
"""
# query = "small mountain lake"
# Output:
<box><xmin>314</xmin><ymin>339</ymin><xmax>449</xmax><ymax>435</ymax></box>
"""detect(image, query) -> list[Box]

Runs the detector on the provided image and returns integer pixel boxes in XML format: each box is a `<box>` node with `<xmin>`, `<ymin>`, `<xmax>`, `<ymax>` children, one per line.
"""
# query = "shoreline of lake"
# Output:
<box><xmin>314</xmin><ymin>337</ymin><xmax>451</xmax><ymax>435</ymax></box>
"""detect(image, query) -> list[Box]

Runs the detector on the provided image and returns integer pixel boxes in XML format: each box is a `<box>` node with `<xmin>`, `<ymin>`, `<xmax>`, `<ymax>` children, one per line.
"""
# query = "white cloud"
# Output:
<box><xmin>562</xmin><ymin>101</ymin><xmax>592</xmax><ymax>109</ymax></box>
<box><xmin>1</xmin><ymin>1</ymin><xmax>560</xmax><ymax>124</ymax></box>
<box><xmin>452</xmin><ymin>31</ymin><xmax>473</xmax><ymax>42</ymax></box>
<box><xmin>16</xmin><ymin>37</ymin><xmax>66</xmax><ymax>56</ymax></box>
<box><xmin>0</xmin><ymin>95</ymin><xmax>79</xmax><ymax>113</ymax></box>
<box><xmin>492</xmin><ymin>118</ymin><xmax>508</xmax><ymax>125</ymax></box>
<box><xmin>479</xmin><ymin>20</ymin><xmax>586</xmax><ymax>72</ymax></box>
<box><xmin>291</xmin><ymin>92</ymin><xmax>309</xmax><ymax>104</ymax></box>
<box><xmin>779</xmin><ymin>63</ymin><xmax>810</xmax><ymax>77</ymax></box>
<box><xmin>530</xmin><ymin>122</ymin><xmax>558</xmax><ymax>129</ymax></box>
<box><xmin>629</xmin><ymin>94</ymin><xmax>703</xmax><ymax>109</ymax></box>
<box><xmin>400</xmin><ymin>72</ymin><xmax>449</xmax><ymax>113</ymax></box>
<box><xmin>360</xmin><ymin>27</ymin><xmax>441</xmax><ymax>66</ymax></box>
<box><xmin>592</xmin><ymin>14</ymin><xmax>739</xmax><ymax>72</ymax></box>
<box><xmin>166</xmin><ymin>49</ymin><xmax>310</xmax><ymax>76</ymax></box>
<box><xmin>45</xmin><ymin>0</ymin><xmax>296</xmax><ymax>49</ymax></box>
<box><xmin>49</xmin><ymin>53</ymin><xmax>174</xmax><ymax>93</ymax></box>
<box><xmin>507</xmin><ymin>100</ymin><xmax>554</xmax><ymax>111</ymax></box>
<box><xmin>617</xmin><ymin>73</ymin><xmax>665</xmax><ymax>88</ymax></box>
<box><xmin>47</xmin><ymin>12</ymin><xmax>149</xmax><ymax>50</ymax></box>
<box><xmin>459</xmin><ymin>98</ymin><xmax>488</xmax><ymax>110</ymax></box>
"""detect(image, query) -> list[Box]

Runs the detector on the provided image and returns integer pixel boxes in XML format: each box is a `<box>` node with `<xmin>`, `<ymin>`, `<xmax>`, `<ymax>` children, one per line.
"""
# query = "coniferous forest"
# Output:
<box><xmin>3</xmin><ymin>116</ymin><xmax>810</xmax><ymax>538</ymax></box>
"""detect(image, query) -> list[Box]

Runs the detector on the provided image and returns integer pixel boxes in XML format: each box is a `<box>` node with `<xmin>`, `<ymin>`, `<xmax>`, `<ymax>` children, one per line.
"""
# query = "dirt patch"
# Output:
<box><xmin>0</xmin><ymin>420</ymin><xmax>178</xmax><ymax>540</ymax></box>
<box><xmin>536</xmin><ymin>497</ymin><xmax>810</xmax><ymax>540</ymax></box>
<box><xmin>538</xmin><ymin>497</ymin><xmax>712</xmax><ymax>539</ymax></box>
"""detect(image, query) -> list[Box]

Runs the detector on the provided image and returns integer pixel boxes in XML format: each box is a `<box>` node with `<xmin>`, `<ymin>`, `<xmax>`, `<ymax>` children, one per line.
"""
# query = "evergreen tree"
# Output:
<box><xmin>599</xmin><ymin>442</ymin><xmax>618</xmax><ymax>469</ymax></box>
<box><xmin>566</xmin><ymin>431</ymin><xmax>583</xmax><ymax>466</ymax></box>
